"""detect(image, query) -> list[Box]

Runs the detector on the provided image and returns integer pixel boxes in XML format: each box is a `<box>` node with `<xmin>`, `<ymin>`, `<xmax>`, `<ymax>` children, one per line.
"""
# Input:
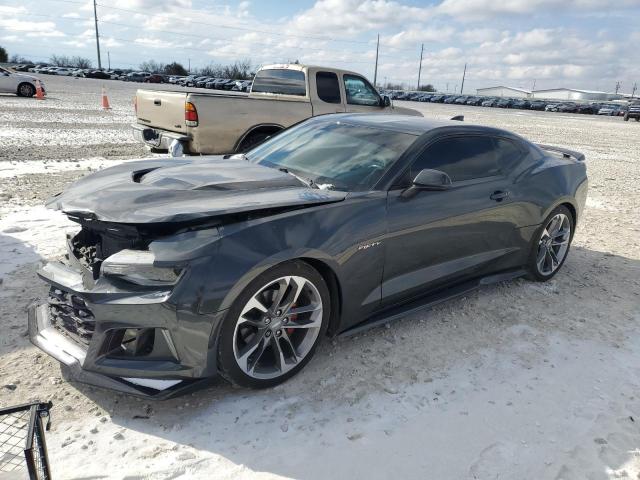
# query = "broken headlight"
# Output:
<box><xmin>101</xmin><ymin>249</ymin><xmax>182</xmax><ymax>286</ymax></box>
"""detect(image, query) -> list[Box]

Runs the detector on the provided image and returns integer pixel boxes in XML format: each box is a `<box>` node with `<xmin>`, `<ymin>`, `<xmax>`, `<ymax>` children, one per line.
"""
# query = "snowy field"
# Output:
<box><xmin>1</xmin><ymin>75</ymin><xmax>639</xmax><ymax>479</ymax></box>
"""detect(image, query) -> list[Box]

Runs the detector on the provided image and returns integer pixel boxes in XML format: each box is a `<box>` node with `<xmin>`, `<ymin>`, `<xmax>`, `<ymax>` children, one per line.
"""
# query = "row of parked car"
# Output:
<box><xmin>382</xmin><ymin>90</ymin><xmax>630</xmax><ymax>117</ymax></box>
<box><xmin>166</xmin><ymin>75</ymin><xmax>253</xmax><ymax>92</ymax></box>
<box><xmin>10</xmin><ymin>64</ymin><xmax>253</xmax><ymax>92</ymax></box>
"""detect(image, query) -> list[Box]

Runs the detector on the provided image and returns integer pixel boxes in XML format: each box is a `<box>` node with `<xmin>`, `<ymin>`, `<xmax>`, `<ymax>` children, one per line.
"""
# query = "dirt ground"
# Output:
<box><xmin>1</xmin><ymin>75</ymin><xmax>639</xmax><ymax>479</ymax></box>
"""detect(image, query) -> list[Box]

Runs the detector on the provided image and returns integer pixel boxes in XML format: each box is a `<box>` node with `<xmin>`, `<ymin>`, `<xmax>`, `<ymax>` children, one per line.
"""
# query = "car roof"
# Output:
<box><xmin>311</xmin><ymin>113</ymin><xmax>509</xmax><ymax>137</ymax></box>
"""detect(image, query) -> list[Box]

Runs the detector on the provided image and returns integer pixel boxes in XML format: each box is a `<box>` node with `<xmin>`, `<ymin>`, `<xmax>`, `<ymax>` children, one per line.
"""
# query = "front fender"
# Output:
<box><xmin>211</xmin><ymin>247</ymin><xmax>341</xmax><ymax>314</ymax></box>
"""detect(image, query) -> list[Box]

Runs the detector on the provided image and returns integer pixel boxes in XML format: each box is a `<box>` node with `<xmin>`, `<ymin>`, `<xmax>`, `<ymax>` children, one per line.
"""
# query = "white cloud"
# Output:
<box><xmin>382</xmin><ymin>27</ymin><xmax>455</xmax><ymax>47</ymax></box>
<box><xmin>0</xmin><ymin>18</ymin><xmax>65</xmax><ymax>37</ymax></box>
<box><xmin>287</xmin><ymin>0</ymin><xmax>432</xmax><ymax>37</ymax></box>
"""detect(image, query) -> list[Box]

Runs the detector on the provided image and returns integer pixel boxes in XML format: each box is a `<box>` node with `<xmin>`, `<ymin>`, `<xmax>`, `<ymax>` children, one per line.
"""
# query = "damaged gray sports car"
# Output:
<box><xmin>28</xmin><ymin>113</ymin><xmax>588</xmax><ymax>397</ymax></box>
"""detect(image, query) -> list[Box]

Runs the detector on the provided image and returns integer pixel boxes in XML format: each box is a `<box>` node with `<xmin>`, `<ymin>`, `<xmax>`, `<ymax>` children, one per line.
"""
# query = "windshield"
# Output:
<box><xmin>246</xmin><ymin>120</ymin><xmax>417</xmax><ymax>191</ymax></box>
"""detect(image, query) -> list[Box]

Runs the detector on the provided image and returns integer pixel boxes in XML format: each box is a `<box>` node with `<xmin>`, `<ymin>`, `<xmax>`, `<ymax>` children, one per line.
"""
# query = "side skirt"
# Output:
<box><xmin>339</xmin><ymin>268</ymin><xmax>526</xmax><ymax>338</ymax></box>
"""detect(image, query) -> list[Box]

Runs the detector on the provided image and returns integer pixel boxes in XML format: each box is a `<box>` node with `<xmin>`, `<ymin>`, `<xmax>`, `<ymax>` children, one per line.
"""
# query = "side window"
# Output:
<box><xmin>343</xmin><ymin>74</ymin><xmax>380</xmax><ymax>106</ymax></box>
<box><xmin>411</xmin><ymin>136</ymin><xmax>501</xmax><ymax>182</ymax></box>
<box><xmin>251</xmin><ymin>69</ymin><xmax>306</xmax><ymax>96</ymax></box>
<box><xmin>316</xmin><ymin>71</ymin><xmax>341</xmax><ymax>104</ymax></box>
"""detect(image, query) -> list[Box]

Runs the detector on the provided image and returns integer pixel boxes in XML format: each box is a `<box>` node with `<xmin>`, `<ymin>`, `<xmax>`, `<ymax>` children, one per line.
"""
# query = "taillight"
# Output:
<box><xmin>185</xmin><ymin>101</ymin><xmax>198</xmax><ymax>127</ymax></box>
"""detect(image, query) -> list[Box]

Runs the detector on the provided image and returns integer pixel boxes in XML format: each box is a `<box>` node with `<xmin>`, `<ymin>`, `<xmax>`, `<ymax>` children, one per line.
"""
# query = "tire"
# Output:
<box><xmin>17</xmin><ymin>83</ymin><xmax>35</xmax><ymax>97</ymax></box>
<box><xmin>217</xmin><ymin>260</ymin><xmax>330</xmax><ymax>388</ymax></box>
<box><xmin>526</xmin><ymin>205</ymin><xmax>575</xmax><ymax>282</ymax></box>
<box><xmin>624</xmin><ymin>113</ymin><xmax>629</xmax><ymax>121</ymax></box>
<box><xmin>237</xmin><ymin>131</ymin><xmax>273</xmax><ymax>152</ymax></box>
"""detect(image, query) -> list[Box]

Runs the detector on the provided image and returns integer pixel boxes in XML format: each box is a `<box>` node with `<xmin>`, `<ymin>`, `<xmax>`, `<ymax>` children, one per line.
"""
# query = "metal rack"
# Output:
<box><xmin>0</xmin><ymin>401</ymin><xmax>53</xmax><ymax>479</ymax></box>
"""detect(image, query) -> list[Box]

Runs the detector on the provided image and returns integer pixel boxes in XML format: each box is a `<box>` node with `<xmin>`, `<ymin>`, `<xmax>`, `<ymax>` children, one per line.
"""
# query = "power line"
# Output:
<box><xmin>45</xmin><ymin>0</ymin><xmax>418</xmax><ymax>53</ymax></box>
<box><xmin>13</xmin><ymin>12</ymin><xmax>417</xmax><ymax>64</ymax></box>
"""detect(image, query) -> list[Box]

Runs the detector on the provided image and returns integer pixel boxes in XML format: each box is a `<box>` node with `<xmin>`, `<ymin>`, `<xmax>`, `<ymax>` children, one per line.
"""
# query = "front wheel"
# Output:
<box><xmin>17</xmin><ymin>83</ymin><xmax>35</xmax><ymax>97</ymax></box>
<box><xmin>217</xmin><ymin>261</ymin><xmax>330</xmax><ymax>388</ymax></box>
<box><xmin>526</xmin><ymin>205</ymin><xmax>574</xmax><ymax>281</ymax></box>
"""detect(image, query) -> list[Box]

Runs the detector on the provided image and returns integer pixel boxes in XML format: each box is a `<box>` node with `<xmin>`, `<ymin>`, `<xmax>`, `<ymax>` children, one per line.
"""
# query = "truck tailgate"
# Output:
<box><xmin>136</xmin><ymin>90</ymin><xmax>187</xmax><ymax>134</ymax></box>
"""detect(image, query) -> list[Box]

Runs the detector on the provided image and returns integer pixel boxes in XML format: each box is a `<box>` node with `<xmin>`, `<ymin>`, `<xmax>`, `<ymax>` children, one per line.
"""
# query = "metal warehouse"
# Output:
<box><xmin>531</xmin><ymin>88</ymin><xmax>622</xmax><ymax>101</ymax></box>
<box><xmin>476</xmin><ymin>86</ymin><xmax>532</xmax><ymax>98</ymax></box>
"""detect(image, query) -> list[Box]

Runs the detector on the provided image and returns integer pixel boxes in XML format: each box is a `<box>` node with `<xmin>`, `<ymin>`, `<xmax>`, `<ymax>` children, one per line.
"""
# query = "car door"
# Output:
<box><xmin>342</xmin><ymin>74</ymin><xmax>388</xmax><ymax>113</ymax></box>
<box><xmin>310</xmin><ymin>70</ymin><xmax>346</xmax><ymax>116</ymax></box>
<box><xmin>0</xmin><ymin>68</ymin><xmax>14</xmax><ymax>93</ymax></box>
<box><xmin>381</xmin><ymin>134</ymin><xmax>523</xmax><ymax>307</ymax></box>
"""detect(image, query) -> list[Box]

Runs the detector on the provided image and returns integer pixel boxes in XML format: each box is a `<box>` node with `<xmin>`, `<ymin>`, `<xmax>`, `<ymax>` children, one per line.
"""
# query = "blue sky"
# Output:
<box><xmin>1</xmin><ymin>0</ymin><xmax>639</xmax><ymax>93</ymax></box>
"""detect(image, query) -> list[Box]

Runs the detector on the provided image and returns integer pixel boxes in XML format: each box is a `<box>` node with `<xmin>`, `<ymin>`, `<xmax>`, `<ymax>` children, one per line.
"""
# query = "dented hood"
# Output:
<box><xmin>46</xmin><ymin>156</ymin><xmax>346</xmax><ymax>224</ymax></box>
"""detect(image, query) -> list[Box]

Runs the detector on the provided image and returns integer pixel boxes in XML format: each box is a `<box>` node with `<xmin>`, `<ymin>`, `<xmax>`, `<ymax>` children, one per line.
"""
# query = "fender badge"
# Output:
<box><xmin>358</xmin><ymin>241</ymin><xmax>381</xmax><ymax>251</ymax></box>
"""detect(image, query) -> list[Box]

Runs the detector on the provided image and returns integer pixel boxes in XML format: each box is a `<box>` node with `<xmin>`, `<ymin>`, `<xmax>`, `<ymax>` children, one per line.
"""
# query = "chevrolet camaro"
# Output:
<box><xmin>29</xmin><ymin>114</ymin><xmax>588</xmax><ymax>397</ymax></box>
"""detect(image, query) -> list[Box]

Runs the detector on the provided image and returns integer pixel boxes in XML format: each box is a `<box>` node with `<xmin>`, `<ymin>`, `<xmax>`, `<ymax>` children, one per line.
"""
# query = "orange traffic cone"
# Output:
<box><xmin>35</xmin><ymin>79</ymin><xmax>45</xmax><ymax>100</ymax></box>
<box><xmin>101</xmin><ymin>86</ymin><xmax>111</xmax><ymax>110</ymax></box>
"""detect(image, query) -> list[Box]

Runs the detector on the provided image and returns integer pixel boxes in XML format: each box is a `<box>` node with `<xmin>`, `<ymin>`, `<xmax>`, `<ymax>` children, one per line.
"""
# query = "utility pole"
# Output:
<box><xmin>373</xmin><ymin>34</ymin><xmax>380</xmax><ymax>87</ymax></box>
<box><xmin>188</xmin><ymin>58</ymin><xmax>191</xmax><ymax>73</ymax></box>
<box><xmin>615</xmin><ymin>81</ymin><xmax>621</xmax><ymax>94</ymax></box>
<box><xmin>93</xmin><ymin>0</ymin><xmax>102</xmax><ymax>70</ymax></box>
<box><xmin>446</xmin><ymin>82</ymin><xmax>449</xmax><ymax>92</ymax></box>
<box><xmin>532</xmin><ymin>79</ymin><xmax>536</xmax><ymax>92</ymax></box>
<box><xmin>460</xmin><ymin>63</ymin><xmax>467</xmax><ymax>94</ymax></box>
<box><xmin>632</xmin><ymin>82</ymin><xmax>637</xmax><ymax>98</ymax></box>
<box><xmin>417</xmin><ymin>43</ymin><xmax>424</xmax><ymax>90</ymax></box>
<box><xmin>107</xmin><ymin>51</ymin><xmax>110</xmax><ymax>70</ymax></box>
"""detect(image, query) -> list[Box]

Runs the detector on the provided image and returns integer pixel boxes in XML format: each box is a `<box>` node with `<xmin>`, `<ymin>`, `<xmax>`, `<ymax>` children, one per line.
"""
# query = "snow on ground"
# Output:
<box><xmin>1</xmin><ymin>76</ymin><xmax>640</xmax><ymax>479</ymax></box>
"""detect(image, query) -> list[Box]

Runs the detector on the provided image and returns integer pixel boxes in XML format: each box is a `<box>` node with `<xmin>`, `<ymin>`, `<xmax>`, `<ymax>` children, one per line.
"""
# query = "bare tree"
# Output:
<box><xmin>163</xmin><ymin>62</ymin><xmax>188</xmax><ymax>76</ymax></box>
<box><xmin>139</xmin><ymin>60</ymin><xmax>165</xmax><ymax>73</ymax></box>
<box><xmin>198</xmin><ymin>60</ymin><xmax>252</xmax><ymax>79</ymax></box>
<box><xmin>50</xmin><ymin>54</ymin><xmax>71</xmax><ymax>66</ymax></box>
<box><xmin>9</xmin><ymin>54</ymin><xmax>32</xmax><ymax>63</ymax></box>
<box><xmin>71</xmin><ymin>56</ymin><xmax>92</xmax><ymax>68</ymax></box>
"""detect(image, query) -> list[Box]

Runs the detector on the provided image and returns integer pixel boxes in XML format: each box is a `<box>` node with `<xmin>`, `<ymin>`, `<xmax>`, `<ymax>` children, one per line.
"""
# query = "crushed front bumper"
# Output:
<box><xmin>28</xmin><ymin>259</ymin><xmax>224</xmax><ymax>399</ymax></box>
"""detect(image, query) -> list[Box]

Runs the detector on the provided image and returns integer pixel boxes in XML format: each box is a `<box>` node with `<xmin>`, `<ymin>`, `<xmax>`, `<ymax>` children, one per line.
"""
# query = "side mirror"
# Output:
<box><xmin>382</xmin><ymin>95</ymin><xmax>391</xmax><ymax>107</ymax></box>
<box><xmin>412</xmin><ymin>169</ymin><xmax>452</xmax><ymax>190</ymax></box>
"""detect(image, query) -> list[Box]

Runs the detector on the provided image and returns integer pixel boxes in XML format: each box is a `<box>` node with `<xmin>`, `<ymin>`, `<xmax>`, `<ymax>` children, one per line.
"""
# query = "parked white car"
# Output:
<box><xmin>0</xmin><ymin>66</ymin><xmax>44</xmax><ymax>97</ymax></box>
<box><xmin>54</xmin><ymin>67</ymin><xmax>73</xmax><ymax>76</ymax></box>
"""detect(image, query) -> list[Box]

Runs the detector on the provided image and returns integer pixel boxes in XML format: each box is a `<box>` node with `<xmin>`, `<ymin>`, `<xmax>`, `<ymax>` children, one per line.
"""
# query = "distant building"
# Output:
<box><xmin>476</xmin><ymin>86</ymin><xmax>531</xmax><ymax>98</ymax></box>
<box><xmin>530</xmin><ymin>88</ymin><xmax>622</xmax><ymax>101</ymax></box>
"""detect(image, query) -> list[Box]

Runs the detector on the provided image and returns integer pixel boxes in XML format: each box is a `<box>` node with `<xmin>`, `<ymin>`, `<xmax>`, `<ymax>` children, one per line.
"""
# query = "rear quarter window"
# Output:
<box><xmin>252</xmin><ymin>69</ymin><xmax>306</xmax><ymax>96</ymax></box>
<box><xmin>316</xmin><ymin>71</ymin><xmax>341</xmax><ymax>104</ymax></box>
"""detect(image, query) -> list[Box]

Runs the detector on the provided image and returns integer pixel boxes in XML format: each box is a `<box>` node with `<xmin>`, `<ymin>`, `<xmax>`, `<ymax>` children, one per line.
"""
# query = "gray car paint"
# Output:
<box><xmin>29</xmin><ymin>114</ymin><xmax>588</xmax><ymax>397</ymax></box>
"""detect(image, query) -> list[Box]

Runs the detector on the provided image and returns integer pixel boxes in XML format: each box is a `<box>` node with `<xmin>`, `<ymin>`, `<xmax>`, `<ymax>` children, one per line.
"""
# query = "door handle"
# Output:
<box><xmin>490</xmin><ymin>190</ymin><xmax>510</xmax><ymax>201</ymax></box>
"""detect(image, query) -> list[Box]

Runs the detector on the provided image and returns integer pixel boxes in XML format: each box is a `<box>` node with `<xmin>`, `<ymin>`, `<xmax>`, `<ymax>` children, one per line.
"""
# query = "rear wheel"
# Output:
<box><xmin>17</xmin><ymin>83</ymin><xmax>35</xmax><ymax>97</ymax></box>
<box><xmin>237</xmin><ymin>130</ymin><xmax>278</xmax><ymax>152</ymax></box>
<box><xmin>526</xmin><ymin>205</ymin><xmax>574</xmax><ymax>281</ymax></box>
<box><xmin>218</xmin><ymin>261</ymin><xmax>330</xmax><ymax>388</ymax></box>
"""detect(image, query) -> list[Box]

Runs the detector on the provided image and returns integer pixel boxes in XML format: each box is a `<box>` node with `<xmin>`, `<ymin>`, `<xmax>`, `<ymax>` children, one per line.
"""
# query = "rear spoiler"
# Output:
<box><xmin>537</xmin><ymin>144</ymin><xmax>585</xmax><ymax>162</ymax></box>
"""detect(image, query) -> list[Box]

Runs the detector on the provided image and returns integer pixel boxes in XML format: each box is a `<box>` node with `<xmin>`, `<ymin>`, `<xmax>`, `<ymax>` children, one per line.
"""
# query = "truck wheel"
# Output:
<box><xmin>17</xmin><ymin>83</ymin><xmax>35</xmax><ymax>97</ymax></box>
<box><xmin>237</xmin><ymin>132</ymin><xmax>272</xmax><ymax>152</ymax></box>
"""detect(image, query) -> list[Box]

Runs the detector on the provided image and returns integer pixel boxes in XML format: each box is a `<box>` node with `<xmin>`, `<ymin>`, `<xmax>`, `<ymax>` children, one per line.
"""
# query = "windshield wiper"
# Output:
<box><xmin>278</xmin><ymin>168</ymin><xmax>317</xmax><ymax>189</ymax></box>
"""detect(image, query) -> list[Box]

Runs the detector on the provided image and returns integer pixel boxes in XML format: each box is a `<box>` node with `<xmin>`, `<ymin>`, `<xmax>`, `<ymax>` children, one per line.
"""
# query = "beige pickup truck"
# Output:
<box><xmin>133</xmin><ymin>64</ymin><xmax>421</xmax><ymax>156</ymax></box>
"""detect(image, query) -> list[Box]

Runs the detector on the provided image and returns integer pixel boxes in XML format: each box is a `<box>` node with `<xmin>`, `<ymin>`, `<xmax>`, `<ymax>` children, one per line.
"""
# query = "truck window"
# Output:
<box><xmin>343</xmin><ymin>74</ymin><xmax>381</xmax><ymax>106</ymax></box>
<box><xmin>252</xmin><ymin>69</ymin><xmax>306</xmax><ymax>96</ymax></box>
<box><xmin>316</xmin><ymin>71</ymin><xmax>341</xmax><ymax>104</ymax></box>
